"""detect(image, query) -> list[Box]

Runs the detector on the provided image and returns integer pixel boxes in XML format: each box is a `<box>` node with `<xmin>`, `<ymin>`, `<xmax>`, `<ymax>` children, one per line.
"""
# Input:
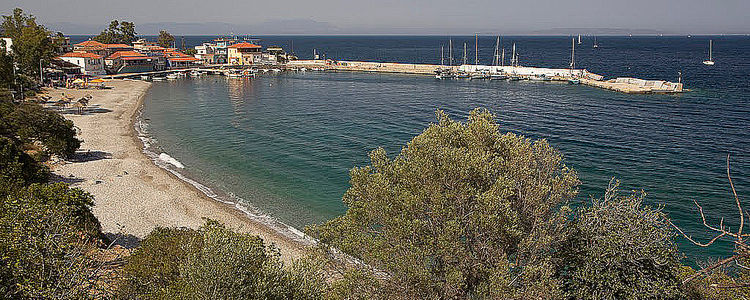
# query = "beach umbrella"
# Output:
<box><xmin>72</xmin><ymin>78</ymin><xmax>84</xmax><ymax>84</ymax></box>
<box><xmin>89</xmin><ymin>78</ymin><xmax>105</xmax><ymax>83</ymax></box>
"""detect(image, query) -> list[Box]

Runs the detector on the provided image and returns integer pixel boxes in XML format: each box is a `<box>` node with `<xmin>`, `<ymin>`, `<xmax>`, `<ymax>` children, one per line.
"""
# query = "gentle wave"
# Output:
<box><xmin>134</xmin><ymin>107</ymin><xmax>317</xmax><ymax>247</ymax></box>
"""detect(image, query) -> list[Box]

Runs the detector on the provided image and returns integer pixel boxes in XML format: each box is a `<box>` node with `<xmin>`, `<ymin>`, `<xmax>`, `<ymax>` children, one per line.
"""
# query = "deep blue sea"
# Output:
<box><xmin>80</xmin><ymin>35</ymin><xmax>750</xmax><ymax>262</ymax></box>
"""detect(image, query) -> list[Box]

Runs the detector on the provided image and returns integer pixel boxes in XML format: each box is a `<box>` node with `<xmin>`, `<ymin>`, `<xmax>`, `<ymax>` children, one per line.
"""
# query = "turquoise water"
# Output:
<box><xmin>141</xmin><ymin>36</ymin><xmax>749</xmax><ymax>261</ymax></box>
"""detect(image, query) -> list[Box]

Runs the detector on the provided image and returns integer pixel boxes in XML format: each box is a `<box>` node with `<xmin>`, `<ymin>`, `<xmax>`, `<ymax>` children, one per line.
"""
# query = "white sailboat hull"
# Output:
<box><xmin>703</xmin><ymin>60</ymin><xmax>715</xmax><ymax>66</ymax></box>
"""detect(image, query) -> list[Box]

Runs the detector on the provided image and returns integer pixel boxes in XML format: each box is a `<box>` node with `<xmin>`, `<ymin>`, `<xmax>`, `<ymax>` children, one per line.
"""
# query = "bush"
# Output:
<box><xmin>0</xmin><ymin>136</ymin><xmax>48</xmax><ymax>185</ymax></box>
<box><xmin>0</xmin><ymin>183</ymin><xmax>103</xmax><ymax>299</ymax></box>
<box><xmin>6</xmin><ymin>102</ymin><xmax>81</xmax><ymax>158</ymax></box>
<box><xmin>309</xmin><ymin>109</ymin><xmax>580</xmax><ymax>298</ymax></box>
<box><xmin>559</xmin><ymin>180</ymin><xmax>685</xmax><ymax>299</ymax></box>
<box><xmin>118</xmin><ymin>220</ymin><xmax>326</xmax><ymax>299</ymax></box>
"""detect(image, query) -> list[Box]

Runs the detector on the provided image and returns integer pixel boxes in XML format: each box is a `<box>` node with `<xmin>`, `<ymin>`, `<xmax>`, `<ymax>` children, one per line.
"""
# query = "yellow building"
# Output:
<box><xmin>227</xmin><ymin>42</ymin><xmax>262</xmax><ymax>65</ymax></box>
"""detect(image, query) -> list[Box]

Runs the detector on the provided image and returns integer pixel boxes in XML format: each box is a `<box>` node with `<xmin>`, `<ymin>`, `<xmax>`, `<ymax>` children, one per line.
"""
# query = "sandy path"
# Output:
<box><xmin>49</xmin><ymin>80</ymin><xmax>308</xmax><ymax>261</ymax></box>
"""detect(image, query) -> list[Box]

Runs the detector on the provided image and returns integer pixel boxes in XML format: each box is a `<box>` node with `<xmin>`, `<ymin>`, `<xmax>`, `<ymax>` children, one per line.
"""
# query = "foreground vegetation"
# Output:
<box><xmin>2</xmin><ymin>7</ymin><xmax>750</xmax><ymax>299</ymax></box>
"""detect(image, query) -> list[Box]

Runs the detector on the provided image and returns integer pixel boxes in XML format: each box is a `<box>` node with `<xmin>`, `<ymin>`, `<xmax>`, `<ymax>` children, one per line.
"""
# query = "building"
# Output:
<box><xmin>57</xmin><ymin>52</ymin><xmax>106</xmax><ymax>76</ymax></box>
<box><xmin>73</xmin><ymin>40</ymin><xmax>133</xmax><ymax>58</ymax></box>
<box><xmin>1</xmin><ymin>38</ymin><xmax>12</xmax><ymax>54</ymax></box>
<box><xmin>105</xmin><ymin>51</ymin><xmax>156</xmax><ymax>74</ymax></box>
<box><xmin>227</xmin><ymin>42</ymin><xmax>262</xmax><ymax>65</ymax></box>
<box><xmin>164</xmin><ymin>50</ymin><xmax>200</xmax><ymax>68</ymax></box>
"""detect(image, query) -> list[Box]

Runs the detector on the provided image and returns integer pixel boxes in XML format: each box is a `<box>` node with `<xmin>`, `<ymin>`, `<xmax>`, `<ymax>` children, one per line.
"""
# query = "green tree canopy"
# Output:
<box><xmin>310</xmin><ymin>108</ymin><xmax>580</xmax><ymax>298</ymax></box>
<box><xmin>118</xmin><ymin>220</ymin><xmax>326</xmax><ymax>299</ymax></box>
<box><xmin>93</xmin><ymin>20</ymin><xmax>137</xmax><ymax>45</ymax></box>
<box><xmin>559</xmin><ymin>181</ymin><xmax>685</xmax><ymax>299</ymax></box>
<box><xmin>0</xmin><ymin>8</ymin><xmax>54</xmax><ymax>79</ymax></box>
<box><xmin>156</xmin><ymin>30</ymin><xmax>175</xmax><ymax>48</ymax></box>
<box><xmin>0</xmin><ymin>183</ymin><xmax>102</xmax><ymax>299</ymax></box>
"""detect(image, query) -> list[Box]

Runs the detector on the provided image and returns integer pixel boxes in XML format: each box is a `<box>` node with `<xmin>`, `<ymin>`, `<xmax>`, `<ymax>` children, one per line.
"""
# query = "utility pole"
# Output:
<box><xmin>39</xmin><ymin>59</ymin><xmax>44</xmax><ymax>85</ymax></box>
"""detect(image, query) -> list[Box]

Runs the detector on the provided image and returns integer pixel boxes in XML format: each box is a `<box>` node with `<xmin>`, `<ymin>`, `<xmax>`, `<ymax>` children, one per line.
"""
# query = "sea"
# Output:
<box><xmin>72</xmin><ymin>35</ymin><xmax>750</xmax><ymax>262</ymax></box>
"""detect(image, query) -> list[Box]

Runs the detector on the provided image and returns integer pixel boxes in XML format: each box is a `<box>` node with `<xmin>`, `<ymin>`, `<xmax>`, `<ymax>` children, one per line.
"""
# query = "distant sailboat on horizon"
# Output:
<box><xmin>593</xmin><ymin>36</ymin><xmax>599</xmax><ymax>48</ymax></box>
<box><xmin>703</xmin><ymin>40</ymin><xmax>715</xmax><ymax>66</ymax></box>
<box><xmin>577</xmin><ymin>34</ymin><xmax>582</xmax><ymax>45</ymax></box>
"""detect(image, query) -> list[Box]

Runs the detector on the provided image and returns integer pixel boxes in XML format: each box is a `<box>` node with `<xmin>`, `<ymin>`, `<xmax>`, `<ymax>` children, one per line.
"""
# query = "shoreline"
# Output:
<box><xmin>49</xmin><ymin>80</ymin><xmax>311</xmax><ymax>261</ymax></box>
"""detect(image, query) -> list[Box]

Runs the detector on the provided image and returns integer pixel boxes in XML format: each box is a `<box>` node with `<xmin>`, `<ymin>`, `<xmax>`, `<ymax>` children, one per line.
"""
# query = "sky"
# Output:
<box><xmin>1</xmin><ymin>0</ymin><xmax>749</xmax><ymax>35</ymax></box>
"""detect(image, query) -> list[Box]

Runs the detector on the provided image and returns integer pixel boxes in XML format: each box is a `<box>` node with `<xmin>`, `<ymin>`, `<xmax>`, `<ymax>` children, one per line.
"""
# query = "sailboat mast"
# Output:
<box><xmin>501</xmin><ymin>48</ymin><xmax>505</xmax><ymax>67</ymax></box>
<box><xmin>494</xmin><ymin>36</ymin><xmax>500</xmax><ymax>66</ymax></box>
<box><xmin>449</xmin><ymin>39</ymin><xmax>453</xmax><ymax>66</ymax></box>
<box><xmin>463</xmin><ymin>43</ymin><xmax>467</xmax><ymax>65</ymax></box>
<box><xmin>570</xmin><ymin>37</ymin><xmax>575</xmax><ymax>73</ymax></box>
<box><xmin>474</xmin><ymin>34</ymin><xmax>479</xmax><ymax>65</ymax></box>
<box><xmin>709</xmin><ymin>40</ymin><xmax>713</xmax><ymax>61</ymax></box>
<box><xmin>440</xmin><ymin>45</ymin><xmax>444</xmax><ymax>66</ymax></box>
<box><xmin>511</xmin><ymin>43</ymin><xmax>516</xmax><ymax>67</ymax></box>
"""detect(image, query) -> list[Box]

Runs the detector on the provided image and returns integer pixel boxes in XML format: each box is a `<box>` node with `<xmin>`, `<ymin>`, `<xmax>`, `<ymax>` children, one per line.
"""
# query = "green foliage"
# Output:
<box><xmin>559</xmin><ymin>181</ymin><xmax>684</xmax><ymax>299</ymax></box>
<box><xmin>0</xmin><ymin>137</ymin><xmax>48</xmax><ymax>185</ymax></box>
<box><xmin>1</xmin><ymin>8</ymin><xmax>54</xmax><ymax>79</ymax></box>
<box><xmin>5</xmin><ymin>102</ymin><xmax>81</xmax><ymax>158</ymax></box>
<box><xmin>118</xmin><ymin>220</ymin><xmax>326</xmax><ymax>299</ymax></box>
<box><xmin>93</xmin><ymin>20</ymin><xmax>137</xmax><ymax>45</ymax></box>
<box><xmin>0</xmin><ymin>183</ymin><xmax>102</xmax><ymax>299</ymax></box>
<box><xmin>156</xmin><ymin>30</ymin><xmax>175</xmax><ymax>48</ymax></box>
<box><xmin>310</xmin><ymin>108</ymin><xmax>580</xmax><ymax>298</ymax></box>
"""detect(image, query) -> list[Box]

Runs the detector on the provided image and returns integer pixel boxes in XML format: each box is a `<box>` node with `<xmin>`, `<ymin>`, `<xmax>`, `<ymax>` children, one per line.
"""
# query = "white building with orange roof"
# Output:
<box><xmin>58</xmin><ymin>52</ymin><xmax>106</xmax><ymax>75</ymax></box>
<box><xmin>227</xmin><ymin>42</ymin><xmax>262</xmax><ymax>65</ymax></box>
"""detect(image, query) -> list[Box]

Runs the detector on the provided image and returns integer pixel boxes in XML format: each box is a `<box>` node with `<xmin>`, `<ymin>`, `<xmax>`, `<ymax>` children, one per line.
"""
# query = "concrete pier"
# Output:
<box><xmin>288</xmin><ymin>59</ymin><xmax>683</xmax><ymax>94</ymax></box>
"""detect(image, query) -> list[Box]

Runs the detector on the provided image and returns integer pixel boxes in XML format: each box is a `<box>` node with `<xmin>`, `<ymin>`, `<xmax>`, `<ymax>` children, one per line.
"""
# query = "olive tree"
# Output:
<box><xmin>310</xmin><ymin>108</ymin><xmax>580</xmax><ymax>299</ymax></box>
<box><xmin>559</xmin><ymin>180</ymin><xmax>685</xmax><ymax>299</ymax></box>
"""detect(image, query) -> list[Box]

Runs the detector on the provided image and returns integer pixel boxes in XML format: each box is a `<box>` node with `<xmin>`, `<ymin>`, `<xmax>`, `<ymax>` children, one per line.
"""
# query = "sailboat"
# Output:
<box><xmin>703</xmin><ymin>40</ymin><xmax>715</xmax><ymax>65</ymax></box>
<box><xmin>577</xmin><ymin>34</ymin><xmax>582</xmax><ymax>45</ymax></box>
<box><xmin>593</xmin><ymin>36</ymin><xmax>599</xmax><ymax>48</ymax></box>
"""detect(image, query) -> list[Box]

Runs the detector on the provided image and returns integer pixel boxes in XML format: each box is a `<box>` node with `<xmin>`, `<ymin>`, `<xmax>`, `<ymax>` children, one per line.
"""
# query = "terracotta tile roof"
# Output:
<box><xmin>59</xmin><ymin>52</ymin><xmax>103</xmax><ymax>59</ymax></box>
<box><xmin>106</xmin><ymin>50</ymin><xmax>147</xmax><ymax>60</ymax></box>
<box><xmin>75</xmin><ymin>40</ymin><xmax>106</xmax><ymax>47</ymax></box>
<box><xmin>106</xmin><ymin>44</ymin><xmax>133</xmax><ymax>48</ymax></box>
<box><xmin>122</xmin><ymin>56</ymin><xmax>153</xmax><ymax>61</ymax></box>
<box><xmin>228</xmin><ymin>42</ymin><xmax>261</xmax><ymax>49</ymax></box>
<box><xmin>167</xmin><ymin>56</ymin><xmax>199</xmax><ymax>62</ymax></box>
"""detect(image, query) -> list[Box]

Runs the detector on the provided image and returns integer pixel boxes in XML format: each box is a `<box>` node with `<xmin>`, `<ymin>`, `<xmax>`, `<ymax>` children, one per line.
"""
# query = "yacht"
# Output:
<box><xmin>702</xmin><ymin>40</ymin><xmax>715</xmax><ymax>65</ymax></box>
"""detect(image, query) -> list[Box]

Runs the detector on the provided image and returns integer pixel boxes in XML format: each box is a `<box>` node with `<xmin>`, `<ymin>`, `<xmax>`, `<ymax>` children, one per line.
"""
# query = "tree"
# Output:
<box><xmin>0</xmin><ymin>8</ymin><xmax>54</xmax><ymax>79</ymax></box>
<box><xmin>5</xmin><ymin>102</ymin><xmax>81</xmax><ymax>158</ymax></box>
<box><xmin>309</xmin><ymin>108</ymin><xmax>580</xmax><ymax>298</ymax></box>
<box><xmin>559</xmin><ymin>180</ymin><xmax>685</xmax><ymax>299</ymax></box>
<box><xmin>156</xmin><ymin>30</ymin><xmax>175</xmax><ymax>48</ymax></box>
<box><xmin>118</xmin><ymin>220</ymin><xmax>327</xmax><ymax>299</ymax></box>
<box><xmin>93</xmin><ymin>20</ymin><xmax>137</xmax><ymax>45</ymax></box>
<box><xmin>0</xmin><ymin>183</ymin><xmax>103</xmax><ymax>299</ymax></box>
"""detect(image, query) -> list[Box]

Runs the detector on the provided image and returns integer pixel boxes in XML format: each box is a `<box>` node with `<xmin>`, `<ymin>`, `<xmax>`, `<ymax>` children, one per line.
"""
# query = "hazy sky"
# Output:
<box><xmin>2</xmin><ymin>0</ymin><xmax>748</xmax><ymax>34</ymax></box>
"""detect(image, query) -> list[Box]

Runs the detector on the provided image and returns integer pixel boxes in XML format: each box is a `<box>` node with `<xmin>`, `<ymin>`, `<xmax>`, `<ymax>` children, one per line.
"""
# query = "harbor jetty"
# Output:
<box><xmin>288</xmin><ymin>59</ymin><xmax>684</xmax><ymax>94</ymax></box>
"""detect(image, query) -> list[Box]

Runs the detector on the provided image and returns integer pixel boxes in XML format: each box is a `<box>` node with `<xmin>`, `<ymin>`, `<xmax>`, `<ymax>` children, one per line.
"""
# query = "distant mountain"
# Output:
<box><xmin>46</xmin><ymin>19</ymin><xmax>340</xmax><ymax>35</ymax></box>
<box><xmin>526</xmin><ymin>28</ymin><xmax>671</xmax><ymax>36</ymax></box>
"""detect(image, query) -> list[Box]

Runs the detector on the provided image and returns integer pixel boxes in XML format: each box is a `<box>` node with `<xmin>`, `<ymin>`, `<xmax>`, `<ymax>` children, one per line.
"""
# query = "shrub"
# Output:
<box><xmin>309</xmin><ymin>109</ymin><xmax>580</xmax><ymax>298</ymax></box>
<box><xmin>118</xmin><ymin>220</ymin><xmax>326</xmax><ymax>299</ymax></box>
<box><xmin>559</xmin><ymin>180</ymin><xmax>684</xmax><ymax>299</ymax></box>
<box><xmin>0</xmin><ymin>184</ymin><xmax>103</xmax><ymax>299</ymax></box>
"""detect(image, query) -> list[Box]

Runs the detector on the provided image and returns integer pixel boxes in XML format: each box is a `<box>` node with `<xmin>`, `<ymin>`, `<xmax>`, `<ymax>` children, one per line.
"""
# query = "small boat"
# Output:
<box><xmin>577</xmin><ymin>34</ymin><xmax>582</xmax><ymax>45</ymax></box>
<box><xmin>490</xmin><ymin>74</ymin><xmax>508</xmax><ymax>80</ymax></box>
<box><xmin>190</xmin><ymin>70</ymin><xmax>202</xmax><ymax>77</ymax></box>
<box><xmin>703</xmin><ymin>40</ymin><xmax>715</xmax><ymax>66</ymax></box>
<box><xmin>140</xmin><ymin>75</ymin><xmax>151</xmax><ymax>81</ymax></box>
<box><xmin>529</xmin><ymin>74</ymin><xmax>551</xmax><ymax>81</ymax></box>
<box><xmin>455</xmin><ymin>72</ymin><xmax>470</xmax><ymax>79</ymax></box>
<box><xmin>434</xmin><ymin>69</ymin><xmax>452</xmax><ymax>79</ymax></box>
<box><xmin>166</xmin><ymin>73</ymin><xmax>179</xmax><ymax>80</ymax></box>
<box><xmin>508</xmin><ymin>76</ymin><xmax>523</xmax><ymax>81</ymax></box>
<box><xmin>568</xmin><ymin>79</ymin><xmax>581</xmax><ymax>85</ymax></box>
<box><xmin>470</xmin><ymin>73</ymin><xmax>490</xmax><ymax>80</ymax></box>
<box><xmin>593</xmin><ymin>36</ymin><xmax>599</xmax><ymax>48</ymax></box>
<box><xmin>152</xmin><ymin>76</ymin><xmax>166</xmax><ymax>81</ymax></box>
